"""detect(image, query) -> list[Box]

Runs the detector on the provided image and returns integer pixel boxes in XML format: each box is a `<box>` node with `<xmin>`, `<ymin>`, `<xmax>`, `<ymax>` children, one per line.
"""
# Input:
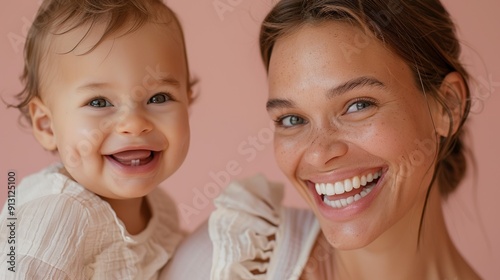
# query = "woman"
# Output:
<box><xmin>162</xmin><ymin>0</ymin><xmax>481</xmax><ymax>279</ymax></box>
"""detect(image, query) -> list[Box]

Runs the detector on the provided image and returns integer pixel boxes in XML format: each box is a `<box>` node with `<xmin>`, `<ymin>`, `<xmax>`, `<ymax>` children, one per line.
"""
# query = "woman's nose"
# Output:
<box><xmin>303</xmin><ymin>129</ymin><xmax>348</xmax><ymax>168</ymax></box>
<box><xmin>114</xmin><ymin>107</ymin><xmax>153</xmax><ymax>136</ymax></box>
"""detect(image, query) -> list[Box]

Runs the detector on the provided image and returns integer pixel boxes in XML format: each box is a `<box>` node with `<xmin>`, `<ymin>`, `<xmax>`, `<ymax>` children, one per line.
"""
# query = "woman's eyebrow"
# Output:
<box><xmin>266</xmin><ymin>76</ymin><xmax>385</xmax><ymax>112</ymax></box>
<box><xmin>327</xmin><ymin>76</ymin><xmax>385</xmax><ymax>98</ymax></box>
<box><xmin>266</xmin><ymin>98</ymin><xmax>296</xmax><ymax>111</ymax></box>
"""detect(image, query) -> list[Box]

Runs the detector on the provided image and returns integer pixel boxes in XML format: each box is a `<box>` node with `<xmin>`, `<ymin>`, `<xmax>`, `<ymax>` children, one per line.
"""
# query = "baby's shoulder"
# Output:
<box><xmin>2</xmin><ymin>166</ymin><xmax>116</xmax><ymax>237</ymax></box>
<box><xmin>11</xmin><ymin>164</ymin><xmax>110</xmax><ymax>213</ymax></box>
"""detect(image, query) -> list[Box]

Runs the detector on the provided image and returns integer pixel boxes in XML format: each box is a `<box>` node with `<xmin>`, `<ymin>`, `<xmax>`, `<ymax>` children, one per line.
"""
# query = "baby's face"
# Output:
<box><xmin>32</xmin><ymin>22</ymin><xmax>190</xmax><ymax>200</ymax></box>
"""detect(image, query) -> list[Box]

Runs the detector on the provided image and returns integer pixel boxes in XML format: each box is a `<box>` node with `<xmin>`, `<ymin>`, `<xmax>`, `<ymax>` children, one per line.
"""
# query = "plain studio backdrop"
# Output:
<box><xmin>1</xmin><ymin>0</ymin><xmax>498</xmax><ymax>278</ymax></box>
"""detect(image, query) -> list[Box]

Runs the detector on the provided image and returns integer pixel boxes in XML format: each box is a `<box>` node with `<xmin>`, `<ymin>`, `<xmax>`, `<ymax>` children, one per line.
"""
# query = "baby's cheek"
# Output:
<box><xmin>58</xmin><ymin>144</ymin><xmax>84</xmax><ymax>170</ymax></box>
<box><xmin>57</xmin><ymin>131</ymin><xmax>99</xmax><ymax>169</ymax></box>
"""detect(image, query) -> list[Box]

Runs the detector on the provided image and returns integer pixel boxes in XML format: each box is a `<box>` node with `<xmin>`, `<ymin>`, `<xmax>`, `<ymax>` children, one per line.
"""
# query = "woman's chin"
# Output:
<box><xmin>319</xmin><ymin>223</ymin><xmax>381</xmax><ymax>251</ymax></box>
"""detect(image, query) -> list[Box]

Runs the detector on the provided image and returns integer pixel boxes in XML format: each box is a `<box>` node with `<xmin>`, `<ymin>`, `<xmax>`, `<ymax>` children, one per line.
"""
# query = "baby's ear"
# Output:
<box><xmin>433</xmin><ymin>72</ymin><xmax>467</xmax><ymax>138</ymax></box>
<box><xmin>29</xmin><ymin>97</ymin><xmax>57</xmax><ymax>151</ymax></box>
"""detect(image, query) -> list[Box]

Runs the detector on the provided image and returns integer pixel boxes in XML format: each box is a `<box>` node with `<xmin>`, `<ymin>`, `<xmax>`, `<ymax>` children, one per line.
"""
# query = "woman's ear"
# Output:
<box><xmin>29</xmin><ymin>97</ymin><xmax>57</xmax><ymax>151</ymax></box>
<box><xmin>433</xmin><ymin>72</ymin><xmax>467</xmax><ymax>138</ymax></box>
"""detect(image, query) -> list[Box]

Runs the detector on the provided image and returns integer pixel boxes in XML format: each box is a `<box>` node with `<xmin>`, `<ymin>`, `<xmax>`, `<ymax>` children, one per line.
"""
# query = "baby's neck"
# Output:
<box><xmin>105</xmin><ymin>197</ymin><xmax>152</xmax><ymax>235</ymax></box>
<box><xmin>59</xmin><ymin>167</ymin><xmax>152</xmax><ymax>235</ymax></box>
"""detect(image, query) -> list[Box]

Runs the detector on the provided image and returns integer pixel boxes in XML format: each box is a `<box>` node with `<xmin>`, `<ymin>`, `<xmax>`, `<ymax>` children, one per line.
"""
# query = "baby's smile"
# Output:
<box><xmin>108</xmin><ymin>150</ymin><xmax>156</xmax><ymax>167</ymax></box>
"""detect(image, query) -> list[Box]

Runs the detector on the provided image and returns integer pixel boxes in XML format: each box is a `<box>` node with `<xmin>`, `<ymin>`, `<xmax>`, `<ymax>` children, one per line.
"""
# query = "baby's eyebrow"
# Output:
<box><xmin>76</xmin><ymin>82</ymin><xmax>110</xmax><ymax>92</ymax></box>
<box><xmin>75</xmin><ymin>77</ymin><xmax>182</xmax><ymax>93</ymax></box>
<box><xmin>156</xmin><ymin>77</ymin><xmax>181</xmax><ymax>87</ymax></box>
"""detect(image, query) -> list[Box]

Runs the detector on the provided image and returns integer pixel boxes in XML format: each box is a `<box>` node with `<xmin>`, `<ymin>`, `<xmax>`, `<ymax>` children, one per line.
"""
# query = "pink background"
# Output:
<box><xmin>1</xmin><ymin>0</ymin><xmax>498</xmax><ymax>278</ymax></box>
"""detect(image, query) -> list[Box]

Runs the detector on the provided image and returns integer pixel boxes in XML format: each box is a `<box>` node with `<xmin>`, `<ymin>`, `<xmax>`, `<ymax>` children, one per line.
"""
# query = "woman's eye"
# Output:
<box><xmin>277</xmin><ymin>115</ymin><xmax>305</xmax><ymax>127</ymax></box>
<box><xmin>88</xmin><ymin>98</ymin><xmax>112</xmax><ymax>108</ymax></box>
<box><xmin>346</xmin><ymin>100</ymin><xmax>374</xmax><ymax>113</ymax></box>
<box><xmin>147</xmin><ymin>93</ymin><xmax>171</xmax><ymax>104</ymax></box>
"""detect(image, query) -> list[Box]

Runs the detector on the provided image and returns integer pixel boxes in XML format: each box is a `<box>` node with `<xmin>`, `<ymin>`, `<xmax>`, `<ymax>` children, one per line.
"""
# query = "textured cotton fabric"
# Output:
<box><xmin>209</xmin><ymin>175</ymin><xmax>320</xmax><ymax>280</ymax></box>
<box><xmin>161</xmin><ymin>175</ymin><xmax>320</xmax><ymax>280</ymax></box>
<box><xmin>0</xmin><ymin>164</ymin><xmax>183</xmax><ymax>280</ymax></box>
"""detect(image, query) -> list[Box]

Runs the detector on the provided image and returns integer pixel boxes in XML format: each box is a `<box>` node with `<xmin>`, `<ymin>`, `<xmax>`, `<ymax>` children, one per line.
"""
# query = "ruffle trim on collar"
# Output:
<box><xmin>208</xmin><ymin>174</ymin><xmax>284</xmax><ymax>280</ymax></box>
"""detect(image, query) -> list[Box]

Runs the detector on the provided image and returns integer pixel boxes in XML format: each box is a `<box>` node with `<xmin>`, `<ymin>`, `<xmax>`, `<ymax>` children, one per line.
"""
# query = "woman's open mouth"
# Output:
<box><xmin>314</xmin><ymin>170</ymin><xmax>382</xmax><ymax>209</ymax></box>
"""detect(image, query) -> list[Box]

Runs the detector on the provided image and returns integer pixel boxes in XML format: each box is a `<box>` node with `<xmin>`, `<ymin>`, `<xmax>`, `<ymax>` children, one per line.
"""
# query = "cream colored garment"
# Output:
<box><xmin>0</xmin><ymin>164</ymin><xmax>183</xmax><ymax>280</ymax></box>
<box><xmin>209</xmin><ymin>175</ymin><xmax>320</xmax><ymax>280</ymax></box>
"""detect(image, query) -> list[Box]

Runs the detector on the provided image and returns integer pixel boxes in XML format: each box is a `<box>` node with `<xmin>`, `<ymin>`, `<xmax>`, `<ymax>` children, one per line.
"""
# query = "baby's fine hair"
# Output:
<box><xmin>13</xmin><ymin>0</ymin><xmax>192</xmax><ymax>123</ymax></box>
<box><xmin>259</xmin><ymin>0</ymin><xmax>472</xmax><ymax>197</ymax></box>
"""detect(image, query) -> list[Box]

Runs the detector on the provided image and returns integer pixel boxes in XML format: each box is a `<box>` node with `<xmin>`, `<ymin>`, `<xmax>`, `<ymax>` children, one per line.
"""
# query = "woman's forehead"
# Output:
<box><xmin>267</xmin><ymin>21</ymin><xmax>412</xmax><ymax>95</ymax></box>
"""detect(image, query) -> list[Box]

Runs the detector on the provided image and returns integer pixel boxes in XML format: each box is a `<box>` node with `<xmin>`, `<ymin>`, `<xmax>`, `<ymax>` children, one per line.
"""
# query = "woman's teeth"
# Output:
<box><xmin>314</xmin><ymin>170</ymin><xmax>381</xmax><ymax>196</ymax></box>
<box><xmin>323</xmin><ymin>185</ymin><xmax>374</xmax><ymax>208</ymax></box>
<box><xmin>314</xmin><ymin>170</ymin><xmax>382</xmax><ymax>208</ymax></box>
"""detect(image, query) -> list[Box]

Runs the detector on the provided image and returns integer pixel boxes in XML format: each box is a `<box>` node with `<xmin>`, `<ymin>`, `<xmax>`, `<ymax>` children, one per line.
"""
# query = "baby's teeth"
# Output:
<box><xmin>131</xmin><ymin>159</ymin><xmax>140</xmax><ymax>166</ymax></box>
<box><xmin>334</xmin><ymin>182</ymin><xmax>344</xmax><ymax>195</ymax></box>
<box><xmin>353</xmin><ymin>176</ymin><xmax>361</xmax><ymax>189</ymax></box>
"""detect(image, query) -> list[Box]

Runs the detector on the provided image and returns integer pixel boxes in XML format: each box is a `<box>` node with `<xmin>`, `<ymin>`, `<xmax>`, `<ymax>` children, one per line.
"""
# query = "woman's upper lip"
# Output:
<box><xmin>303</xmin><ymin>166</ymin><xmax>386</xmax><ymax>184</ymax></box>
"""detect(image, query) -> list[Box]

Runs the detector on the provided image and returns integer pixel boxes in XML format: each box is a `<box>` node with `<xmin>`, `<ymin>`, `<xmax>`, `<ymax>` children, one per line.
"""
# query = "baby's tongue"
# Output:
<box><xmin>112</xmin><ymin>150</ymin><xmax>151</xmax><ymax>161</ymax></box>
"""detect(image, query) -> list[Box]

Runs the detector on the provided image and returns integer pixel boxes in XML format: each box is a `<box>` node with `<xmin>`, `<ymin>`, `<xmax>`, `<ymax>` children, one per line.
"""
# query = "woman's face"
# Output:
<box><xmin>267</xmin><ymin>21</ymin><xmax>443</xmax><ymax>249</ymax></box>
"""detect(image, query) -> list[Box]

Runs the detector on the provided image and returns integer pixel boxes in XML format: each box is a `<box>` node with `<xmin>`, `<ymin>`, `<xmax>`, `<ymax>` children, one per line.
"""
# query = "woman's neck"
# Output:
<box><xmin>314</xmin><ymin>185</ymin><xmax>479</xmax><ymax>280</ymax></box>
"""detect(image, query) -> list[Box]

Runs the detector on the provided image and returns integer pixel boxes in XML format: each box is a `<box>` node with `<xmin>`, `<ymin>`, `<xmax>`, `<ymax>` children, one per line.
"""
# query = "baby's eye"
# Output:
<box><xmin>147</xmin><ymin>93</ymin><xmax>171</xmax><ymax>104</ymax></box>
<box><xmin>88</xmin><ymin>98</ymin><xmax>113</xmax><ymax>108</ymax></box>
<box><xmin>276</xmin><ymin>115</ymin><xmax>306</xmax><ymax>128</ymax></box>
<box><xmin>346</xmin><ymin>100</ymin><xmax>374</xmax><ymax>113</ymax></box>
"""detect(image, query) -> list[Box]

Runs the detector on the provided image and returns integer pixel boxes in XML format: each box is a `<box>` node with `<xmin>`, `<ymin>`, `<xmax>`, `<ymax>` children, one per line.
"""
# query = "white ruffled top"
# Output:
<box><xmin>208</xmin><ymin>175</ymin><xmax>320</xmax><ymax>280</ymax></box>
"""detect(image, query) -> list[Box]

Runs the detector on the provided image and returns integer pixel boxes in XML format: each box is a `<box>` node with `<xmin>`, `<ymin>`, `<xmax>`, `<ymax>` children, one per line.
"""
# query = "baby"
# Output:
<box><xmin>0</xmin><ymin>0</ymin><xmax>193</xmax><ymax>278</ymax></box>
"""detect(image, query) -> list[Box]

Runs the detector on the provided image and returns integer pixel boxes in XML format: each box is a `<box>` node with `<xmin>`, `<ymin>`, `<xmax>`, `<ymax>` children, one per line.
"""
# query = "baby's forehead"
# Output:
<box><xmin>49</xmin><ymin>19</ymin><xmax>184</xmax><ymax>56</ymax></box>
<box><xmin>37</xmin><ymin>20</ymin><xmax>188</xmax><ymax>97</ymax></box>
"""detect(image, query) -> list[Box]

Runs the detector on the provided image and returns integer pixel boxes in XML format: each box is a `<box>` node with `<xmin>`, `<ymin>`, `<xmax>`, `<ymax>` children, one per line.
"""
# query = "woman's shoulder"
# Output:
<box><xmin>161</xmin><ymin>174</ymin><xmax>319</xmax><ymax>280</ymax></box>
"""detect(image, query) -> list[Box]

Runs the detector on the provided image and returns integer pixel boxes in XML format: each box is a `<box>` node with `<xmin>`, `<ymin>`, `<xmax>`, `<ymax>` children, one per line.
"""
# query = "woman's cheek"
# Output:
<box><xmin>274</xmin><ymin>136</ymin><xmax>302</xmax><ymax>175</ymax></box>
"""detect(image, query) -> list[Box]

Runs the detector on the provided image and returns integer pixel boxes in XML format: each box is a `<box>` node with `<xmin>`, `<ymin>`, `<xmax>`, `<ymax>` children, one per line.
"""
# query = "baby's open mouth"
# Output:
<box><xmin>109</xmin><ymin>150</ymin><xmax>155</xmax><ymax>166</ymax></box>
<box><xmin>314</xmin><ymin>170</ymin><xmax>382</xmax><ymax>208</ymax></box>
